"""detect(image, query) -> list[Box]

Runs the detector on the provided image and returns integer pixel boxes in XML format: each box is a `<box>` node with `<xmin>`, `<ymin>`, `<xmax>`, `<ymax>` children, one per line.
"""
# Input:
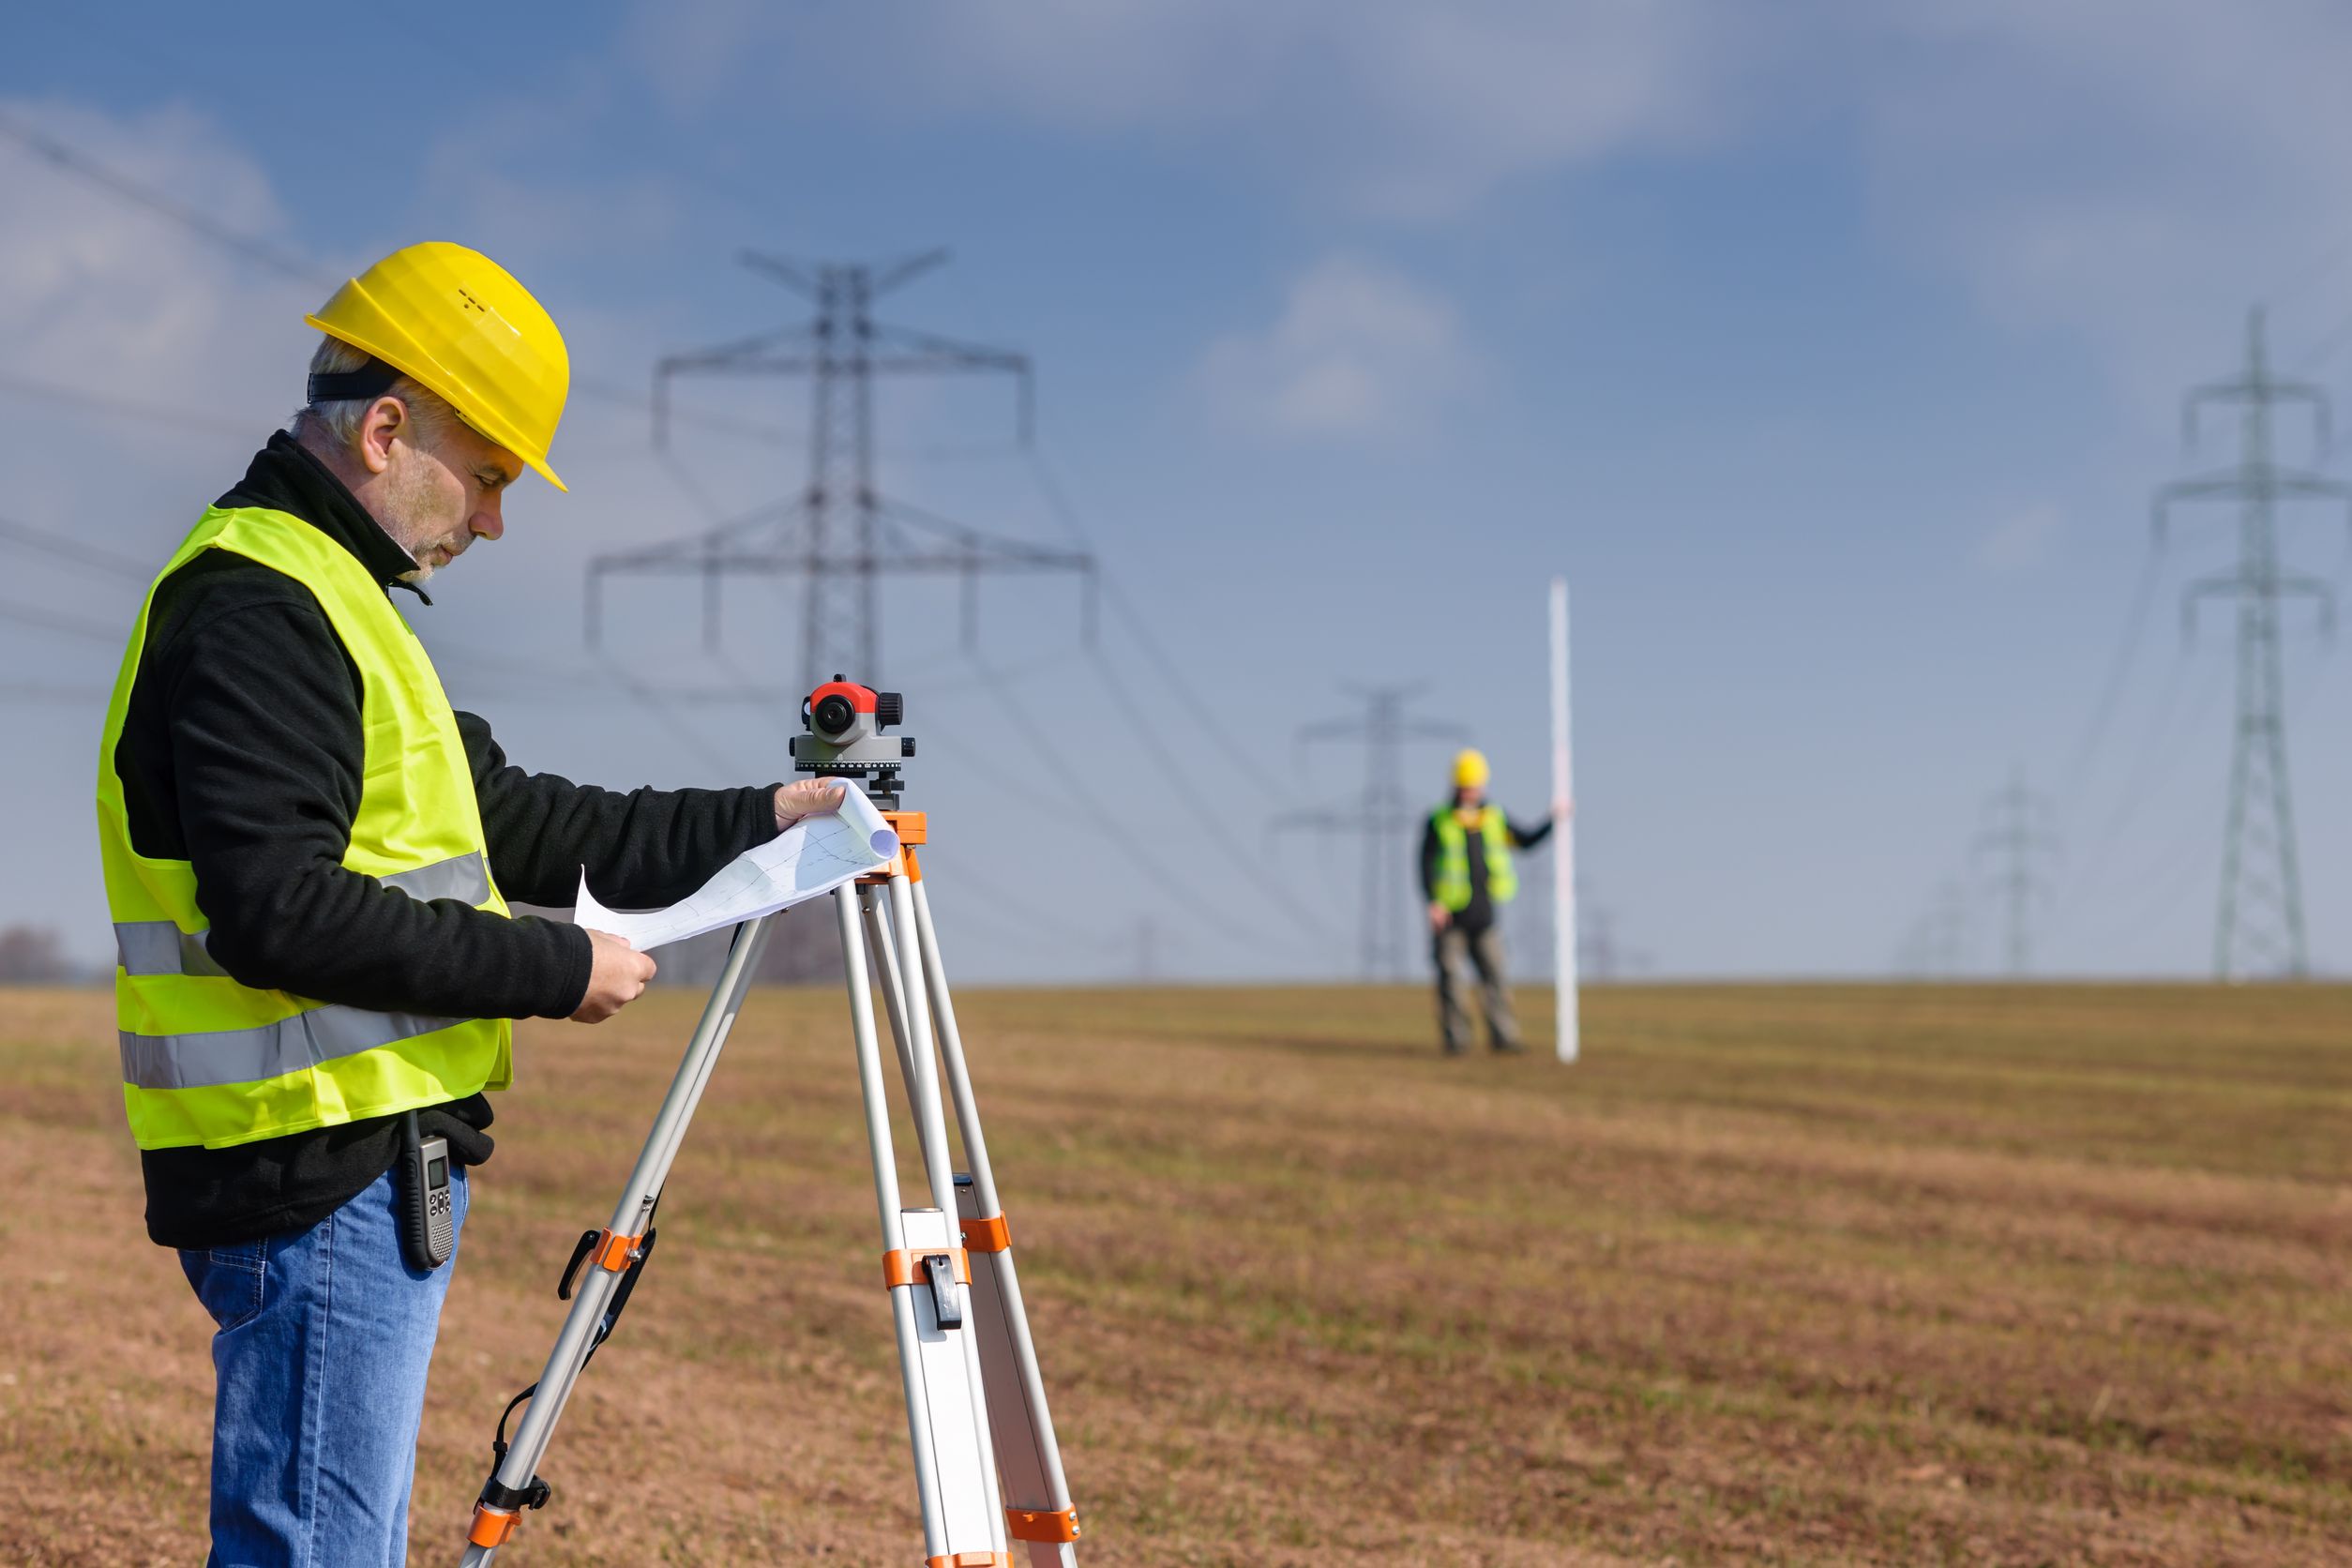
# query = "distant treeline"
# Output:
<box><xmin>0</xmin><ymin>925</ymin><xmax>83</xmax><ymax>984</ymax></box>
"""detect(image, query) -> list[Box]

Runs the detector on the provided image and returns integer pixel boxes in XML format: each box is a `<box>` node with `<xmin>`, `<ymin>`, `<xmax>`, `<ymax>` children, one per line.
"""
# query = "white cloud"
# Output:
<box><xmin>403</xmin><ymin>62</ymin><xmax>690</xmax><ymax>282</ymax></box>
<box><xmin>1976</xmin><ymin>501</ymin><xmax>2064</xmax><ymax>572</ymax></box>
<box><xmin>1196</xmin><ymin>254</ymin><xmax>1475</xmax><ymax>440</ymax></box>
<box><xmin>0</xmin><ymin>98</ymin><xmax>317</xmax><ymax>413</ymax></box>
<box><xmin>622</xmin><ymin>0</ymin><xmax>1759</xmax><ymax>219</ymax></box>
<box><xmin>0</xmin><ymin>99</ymin><xmax>333</xmax><ymax>965</ymax></box>
<box><xmin>616</xmin><ymin>0</ymin><xmax>2352</xmax><ymax>397</ymax></box>
<box><xmin>1846</xmin><ymin>2</ymin><xmax>2352</xmax><ymax>395</ymax></box>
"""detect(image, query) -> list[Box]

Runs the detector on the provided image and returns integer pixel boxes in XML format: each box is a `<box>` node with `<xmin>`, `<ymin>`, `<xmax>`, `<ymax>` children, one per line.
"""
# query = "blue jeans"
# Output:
<box><xmin>178</xmin><ymin>1163</ymin><xmax>470</xmax><ymax>1568</ymax></box>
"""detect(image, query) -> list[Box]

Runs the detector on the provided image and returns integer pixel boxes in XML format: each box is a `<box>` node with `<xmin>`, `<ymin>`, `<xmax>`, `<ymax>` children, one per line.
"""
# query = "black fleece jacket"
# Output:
<box><xmin>121</xmin><ymin>433</ymin><xmax>780</xmax><ymax>1248</ymax></box>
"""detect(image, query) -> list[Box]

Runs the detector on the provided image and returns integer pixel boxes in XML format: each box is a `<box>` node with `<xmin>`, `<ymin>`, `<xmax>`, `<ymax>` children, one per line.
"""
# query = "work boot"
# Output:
<box><xmin>1489</xmin><ymin>1038</ymin><xmax>1527</xmax><ymax>1056</ymax></box>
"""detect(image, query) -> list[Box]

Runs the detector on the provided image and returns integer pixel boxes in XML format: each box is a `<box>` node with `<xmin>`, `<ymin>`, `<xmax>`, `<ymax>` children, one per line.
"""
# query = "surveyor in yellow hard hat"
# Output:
<box><xmin>1419</xmin><ymin>748</ymin><xmax>1553</xmax><ymax>1055</ymax></box>
<box><xmin>95</xmin><ymin>241</ymin><xmax>847</xmax><ymax>1564</ymax></box>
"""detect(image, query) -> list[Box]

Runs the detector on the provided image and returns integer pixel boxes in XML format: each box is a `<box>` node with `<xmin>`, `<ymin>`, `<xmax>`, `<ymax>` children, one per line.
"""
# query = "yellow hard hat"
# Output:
<box><xmin>305</xmin><ymin>242</ymin><xmax>570</xmax><ymax>491</ymax></box>
<box><xmin>1453</xmin><ymin>748</ymin><xmax>1490</xmax><ymax>789</ymax></box>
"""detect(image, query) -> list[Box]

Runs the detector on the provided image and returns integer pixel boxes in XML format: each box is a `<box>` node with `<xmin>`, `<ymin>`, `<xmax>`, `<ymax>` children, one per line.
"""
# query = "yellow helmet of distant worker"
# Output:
<box><xmin>305</xmin><ymin>241</ymin><xmax>570</xmax><ymax>490</ymax></box>
<box><xmin>1453</xmin><ymin>748</ymin><xmax>1490</xmax><ymax>790</ymax></box>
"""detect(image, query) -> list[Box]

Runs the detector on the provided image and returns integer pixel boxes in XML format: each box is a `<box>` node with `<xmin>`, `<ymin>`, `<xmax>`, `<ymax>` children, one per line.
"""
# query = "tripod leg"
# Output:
<box><xmin>460</xmin><ymin>916</ymin><xmax>774</xmax><ymax>1565</ymax></box>
<box><xmin>837</xmin><ymin>882</ymin><xmax>1005</xmax><ymax>1563</ymax></box>
<box><xmin>882</xmin><ymin>874</ymin><xmax>1011</xmax><ymax>1549</ymax></box>
<box><xmin>860</xmin><ymin>883</ymin><xmax>953</xmax><ymax>1200</ymax></box>
<box><xmin>912</xmin><ymin>878</ymin><xmax>1084</xmax><ymax>1563</ymax></box>
<box><xmin>860</xmin><ymin>885</ymin><xmax>921</xmax><ymax>1099</ymax></box>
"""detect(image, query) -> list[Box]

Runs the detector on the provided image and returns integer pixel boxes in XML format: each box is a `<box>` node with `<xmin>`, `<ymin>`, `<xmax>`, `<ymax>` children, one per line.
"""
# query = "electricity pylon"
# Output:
<box><xmin>1576</xmin><ymin>903</ymin><xmax>1651</xmax><ymax>983</ymax></box>
<box><xmin>587</xmin><ymin>249</ymin><xmax>1094</xmax><ymax>689</ymax></box>
<box><xmin>2153</xmin><ymin>307</ymin><xmax>2352</xmax><ymax>980</ymax></box>
<box><xmin>1121</xmin><ymin>915</ymin><xmax>1187</xmax><ymax>982</ymax></box>
<box><xmin>1973</xmin><ymin>769</ymin><xmax>2058</xmax><ymax>976</ymax></box>
<box><xmin>1273</xmin><ymin>686</ymin><xmax>1466</xmax><ymax>980</ymax></box>
<box><xmin>1893</xmin><ymin>880</ymin><xmax>1971</xmax><ymax>978</ymax></box>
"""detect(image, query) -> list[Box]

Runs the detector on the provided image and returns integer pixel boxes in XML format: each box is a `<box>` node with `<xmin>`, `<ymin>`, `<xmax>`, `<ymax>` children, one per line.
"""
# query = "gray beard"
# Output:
<box><xmin>371</xmin><ymin>516</ymin><xmax>440</xmax><ymax>584</ymax></box>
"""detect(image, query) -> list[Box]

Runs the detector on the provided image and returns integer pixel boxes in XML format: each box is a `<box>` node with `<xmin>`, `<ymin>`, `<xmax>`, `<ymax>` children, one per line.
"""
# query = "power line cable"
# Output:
<box><xmin>2058</xmin><ymin>536</ymin><xmax>2165</xmax><ymax>803</ymax></box>
<box><xmin>0</xmin><ymin>108</ymin><xmax>324</xmax><ymax>284</ymax></box>
<box><xmin>2057</xmin><ymin>660</ymin><xmax>2344</xmax><ymax>960</ymax></box>
<box><xmin>2266</xmin><ymin>235</ymin><xmax>2352</xmax><ymax>314</ymax></box>
<box><xmin>428</xmin><ymin>626</ymin><xmax>760</xmax><ymax>782</ymax></box>
<box><xmin>2297</xmin><ymin>310</ymin><xmax>2352</xmax><ymax>378</ymax></box>
<box><xmin>591</xmin><ymin>653</ymin><xmax>759</xmax><ymax>781</ymax></box>
<box><xmin>0</xmin><ymin>111</ymin><xmax>785</xmax><ymax>448</ymax></box>
<box><xmin>605</xmin><ymin>270</ymin><xmax>1104</xmax><ymax>829</ymax></box>
<box><xmin>0</xmin><ymin>148</ymin><xmax>1316</xmax><ymax>969</ymax></box>
<box><xmin>915</xmin><ymin>847</ymin><xmax>1108</xmax><ymax>953</ymax></box>
<box><xmin>0</xmin><ymin>371</ymin><xmax>258</xmax><ymax>439</ymax></box>
<box><xmin>686</xmin><ymin>411</ymin><xmax>1260</xmax><ymax>949</ymax></box>
<box><xmin>1024</xmin><ymin>447</ymin><xmax>1242</xmax><ymax>754</ymax></box>
<box><xmin>1028</xmin><ymin>443</ymin><xmax>1350</xmax><ymax>952</ymax></box>
<box><xmin>0</xmin><ymin>682</ymin><xmax>110</xmax><ymax>703</ymax></box>
<box><xmin>962</xmin><ymin>648</ymin><xmax>1308</xmax><ymax>956</ymax></box>
<box><xmin>2044</xmin><ymin>652</ymin><xmax>2223</xmax><ymax>938</ymax></box>
<box><xmin>0</xmin><ymin>596</ymin><xmax>121</xmax><ymax>643</ymax></box>
<box><xmin>0</xmin><ymin>513</ymin><xmax>152</xmax><ymax>581</ymax></box>
<box><xmin>707</xmin><ymin>611</ymin><xmax>1207</xmax><ymax>957</ymax></box>
<box><xmin>1078</xmin><ymin>644</ymin><xmax>1336</xmax><ymax>943</ymax></box>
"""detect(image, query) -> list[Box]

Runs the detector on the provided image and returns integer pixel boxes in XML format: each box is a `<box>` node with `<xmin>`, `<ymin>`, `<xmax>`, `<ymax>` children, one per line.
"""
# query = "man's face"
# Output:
<box><xmin>375</xmin><ymin>405</ymin><xmax>521</xmax><ymax>580</ymax></box>
<box><xmin>1456</xmin><ymin>784</ymin><xmax>1486</xmax><ymax>810</ymax></box>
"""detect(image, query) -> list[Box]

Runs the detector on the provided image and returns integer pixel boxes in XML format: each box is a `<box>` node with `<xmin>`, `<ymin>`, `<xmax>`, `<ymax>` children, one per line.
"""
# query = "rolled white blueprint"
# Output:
<box><xmin>572</xmin><ymin>781</ymin><xmax>899</xmax><ymax>951</ymax></box>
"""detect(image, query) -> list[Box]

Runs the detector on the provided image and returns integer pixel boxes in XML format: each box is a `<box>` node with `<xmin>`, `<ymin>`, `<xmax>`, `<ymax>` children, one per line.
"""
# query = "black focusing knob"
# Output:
<box><xmin>875</xmin><ymin>691</ymin><xmax>904</xmax><ymax>728</ymax></box>
<box><xmin>900</xmin><ymin>737</ymin><xmax>916</xmax><ymax>757</ymax></box>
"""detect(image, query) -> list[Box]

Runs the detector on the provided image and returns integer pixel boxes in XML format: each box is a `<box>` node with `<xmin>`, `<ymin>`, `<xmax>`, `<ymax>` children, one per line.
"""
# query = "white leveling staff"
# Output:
<box><xmin>1550</xmin><ymin>576</ymin><xmax>1578</xmax><ymax>1063</ymax></box>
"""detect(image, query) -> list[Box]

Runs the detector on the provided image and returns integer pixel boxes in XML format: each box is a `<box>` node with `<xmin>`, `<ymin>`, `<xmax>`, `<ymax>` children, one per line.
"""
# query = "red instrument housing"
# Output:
<box><xmin>807</xmin><ymin>679</ymin><xmax>878</xmax><ymax>714</ymax></box>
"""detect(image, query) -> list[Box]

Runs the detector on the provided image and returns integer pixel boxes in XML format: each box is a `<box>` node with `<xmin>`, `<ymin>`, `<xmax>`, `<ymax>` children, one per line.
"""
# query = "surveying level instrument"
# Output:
<box><xmin>793</xmin><ymin>672</ymin><xmax>917</xmax><ymax>806</ymax></box>
<box><xmin>460</xmin><ymin>679</ymin><xmax>1082</xmax><ymax>1566</ymax></box>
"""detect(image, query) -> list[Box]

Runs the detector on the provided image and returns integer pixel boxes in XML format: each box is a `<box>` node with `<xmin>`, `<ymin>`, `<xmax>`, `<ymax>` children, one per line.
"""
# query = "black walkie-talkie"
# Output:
<box><xmin>399</xmin><ymin>1110</ymin><xmax>455</xmax><ymax>1271</ymax></box>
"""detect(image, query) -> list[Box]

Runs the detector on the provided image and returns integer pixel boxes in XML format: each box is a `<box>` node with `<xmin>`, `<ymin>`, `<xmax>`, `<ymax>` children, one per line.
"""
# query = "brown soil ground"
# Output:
<box><xmin>2</xmin><ymin>982</ymin><xmax>2347</xmax><ymax>1566</ymax></box>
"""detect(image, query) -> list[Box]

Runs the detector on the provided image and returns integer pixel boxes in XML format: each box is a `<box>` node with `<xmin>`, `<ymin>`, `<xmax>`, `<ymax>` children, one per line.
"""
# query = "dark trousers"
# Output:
<box><xmin>1433</xmin><ymin>921</ymin><xmax>1520</xmax><ymax>1052</ymax></box>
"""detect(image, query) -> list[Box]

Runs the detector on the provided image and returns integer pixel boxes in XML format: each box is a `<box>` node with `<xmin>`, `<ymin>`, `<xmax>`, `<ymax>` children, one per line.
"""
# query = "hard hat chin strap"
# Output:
<box><xmin>307</xmin><ymin>356</ymin><xmax>403</xmax><ymax>406</ymax></box>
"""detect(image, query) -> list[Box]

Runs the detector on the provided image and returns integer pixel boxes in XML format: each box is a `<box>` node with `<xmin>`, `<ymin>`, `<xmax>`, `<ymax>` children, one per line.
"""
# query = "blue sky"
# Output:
<box><xmin>8</xmin><ymin>2</ymin><xmax>2352</xmax><ymax>982</ymax></box>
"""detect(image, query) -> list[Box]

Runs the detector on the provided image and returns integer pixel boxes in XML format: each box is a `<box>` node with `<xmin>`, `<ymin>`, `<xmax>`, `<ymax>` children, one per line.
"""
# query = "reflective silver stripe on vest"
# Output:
<box><xmin>114</xmin><ymin>922</ymin><xmax>231</xmax><ymax>978</ymax></box>
<box><xmin>378</xmin><ymin>851</ymin><xmax>490</xmax><ymax>905</ymax></box>
<box><xmin>119</xmin><ymin>1006</ymin><xmax>465</xmax><ymax>1091</ymax></box>
<box><xmin>111</xmin><ymin>852</ymin><xmax>490</xmax><ymax>977</ymax></box>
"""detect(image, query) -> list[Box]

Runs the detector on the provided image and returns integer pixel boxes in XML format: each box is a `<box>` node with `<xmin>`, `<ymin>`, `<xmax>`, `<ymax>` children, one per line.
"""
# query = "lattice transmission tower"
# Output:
<box><xmin>1892</xmin><ymin>879</ymin><xmax>1972</xmax><ymax>978</ymax></box>
<box><xmin>2153</xmin><ymin>308</ymin><xmax>2351</xmax><ymax>980</ymax></box>
<box><xmin>1973</xmin><ymin>769</ymin><xmax>2058</xmax><ymax>975</ymax></box>
<box><xmin>1273</xmin><ymin>686</ymin><xmax>1466</xmax><ymax>979</ymax></box>
<box><xmin>587</xmin><ymin>249</ymin><xmax>1094</xmax><ymax>689</ymax></box>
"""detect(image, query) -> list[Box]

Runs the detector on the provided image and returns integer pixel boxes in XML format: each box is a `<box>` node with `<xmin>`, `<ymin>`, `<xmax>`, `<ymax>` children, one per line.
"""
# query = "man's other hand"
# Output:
<box><xmin>573</xmin><ymin>930</ymin><xmax>656</xmax><ymax>1022</ymax></box>
<box><xmin>774</xmin><ymin>778</ymin><xmax>849</xmax><ymax>832</ymax></box>
<box><xmin>1426</xmin><ymin>900</ymin><xmax>1451</xmax><ymax>934</ymax></box>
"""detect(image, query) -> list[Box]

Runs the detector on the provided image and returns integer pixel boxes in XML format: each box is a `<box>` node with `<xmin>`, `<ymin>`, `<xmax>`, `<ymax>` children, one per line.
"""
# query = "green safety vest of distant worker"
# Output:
<box><xmin>97</xmin><ymin>504</ymin><xmax>513</xmax><ymax>1151</ymax></box>
<box><xmin>1427</xmin><ymin>804</ymin><xmax>1519</xmax><ymax>910</ymax></box>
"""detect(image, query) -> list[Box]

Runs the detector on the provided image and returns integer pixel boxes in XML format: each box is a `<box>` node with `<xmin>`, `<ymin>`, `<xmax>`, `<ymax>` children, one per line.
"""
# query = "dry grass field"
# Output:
<box><xmin>2</xmin><ymin>980</ymin><xmax>2348</xmax><ymax>1565</ymax></box>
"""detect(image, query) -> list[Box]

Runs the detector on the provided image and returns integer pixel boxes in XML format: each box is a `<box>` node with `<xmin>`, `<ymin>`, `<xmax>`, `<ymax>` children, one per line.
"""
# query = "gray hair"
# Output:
<box><xmin>288</xmin><ymin>337</ymin><xmax>460</xmax><ymax>451</ymax></box>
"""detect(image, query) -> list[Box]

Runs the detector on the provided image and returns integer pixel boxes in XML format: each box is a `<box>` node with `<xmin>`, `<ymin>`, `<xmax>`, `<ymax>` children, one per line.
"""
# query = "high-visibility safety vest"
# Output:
<box><xmin>1428</xmin><ymin>805</ymin><xmax>1518</xmax><ymax>912</ymax></box>
<box><xmin>96</xmin><ymin>505</ymin><xmax>512</xmax><ymax>1151</ymax></box>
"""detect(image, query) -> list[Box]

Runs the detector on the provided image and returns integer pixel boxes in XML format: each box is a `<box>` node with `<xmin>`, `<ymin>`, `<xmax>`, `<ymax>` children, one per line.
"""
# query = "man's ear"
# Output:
<box><xmin>357</xmin><ymin>395</ymin><xmax>408</xmax><ymax>476</ymax></box>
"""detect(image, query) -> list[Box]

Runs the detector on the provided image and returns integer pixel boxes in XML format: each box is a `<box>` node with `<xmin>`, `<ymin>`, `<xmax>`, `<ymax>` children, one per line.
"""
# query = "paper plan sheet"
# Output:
<box><xmin>573</xmin><ymin>784</ymin><xmax>900</xmax><ymax>951</ymax></box>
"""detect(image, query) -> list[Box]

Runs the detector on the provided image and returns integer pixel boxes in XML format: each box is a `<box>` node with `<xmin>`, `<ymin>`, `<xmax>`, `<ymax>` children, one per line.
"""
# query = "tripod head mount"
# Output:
<box><xmin>792</xmin><ymin>675</ymin><xmax>915</xmax><ymax>807</ymax></box>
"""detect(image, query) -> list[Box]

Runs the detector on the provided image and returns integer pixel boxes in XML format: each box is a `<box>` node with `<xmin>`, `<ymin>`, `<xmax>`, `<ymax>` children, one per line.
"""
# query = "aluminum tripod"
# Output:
<box><xmin>460</xmin><ymin>812</ymin><xmax>1080</xmax><ymax>1565</ymax></box>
